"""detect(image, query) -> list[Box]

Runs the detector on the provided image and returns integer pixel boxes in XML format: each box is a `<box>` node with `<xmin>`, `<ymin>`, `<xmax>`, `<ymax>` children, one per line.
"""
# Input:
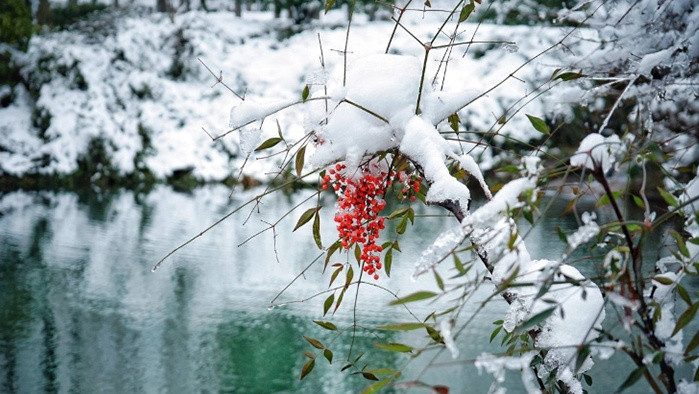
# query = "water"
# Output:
<box><xmin>0</xmin><ymin>185</ymin><xmax>690</xmax><ymax>393</ymax></box>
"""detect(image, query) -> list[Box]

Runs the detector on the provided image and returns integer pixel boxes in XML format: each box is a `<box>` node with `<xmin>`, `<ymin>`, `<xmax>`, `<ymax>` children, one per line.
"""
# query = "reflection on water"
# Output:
<box><xmin>0</xmin><ymin>185</ymin><xmax>680</xmax><ymax>393</ymax></box>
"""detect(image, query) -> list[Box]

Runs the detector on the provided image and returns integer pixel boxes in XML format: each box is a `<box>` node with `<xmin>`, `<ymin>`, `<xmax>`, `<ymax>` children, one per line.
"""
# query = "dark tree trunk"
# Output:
<box><xmin>234</xmin><ymin>0</ymin><xmax>242</xmax><ymax>16</ymax></box>
<box><xmin>273</xmin><ymin>0</ymin><xmax>281</xmax><ymax>18</ymax></box>
<box><xmin>36</xmin><ymin>0</ymin><xmax>50</xmax><ymax>25</ymax></box>
<box><xmin>156</xmin><ymin>0</ymin><xmax>168</xmax><ymax>12</ymax></box>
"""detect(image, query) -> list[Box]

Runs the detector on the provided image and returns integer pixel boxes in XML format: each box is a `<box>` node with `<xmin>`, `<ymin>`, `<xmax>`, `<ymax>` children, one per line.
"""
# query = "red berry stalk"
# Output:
<box><xmin>322</xmin><ymin>162</ymin><xmax>389</xmax><ymax>280</ymax></box>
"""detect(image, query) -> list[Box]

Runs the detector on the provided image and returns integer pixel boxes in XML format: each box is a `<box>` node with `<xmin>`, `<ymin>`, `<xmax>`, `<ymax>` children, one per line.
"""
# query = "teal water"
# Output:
<box><xmin>0</xmin><ymin>185</ymin><xmax>691</xmax><ymax>393</ymax></box>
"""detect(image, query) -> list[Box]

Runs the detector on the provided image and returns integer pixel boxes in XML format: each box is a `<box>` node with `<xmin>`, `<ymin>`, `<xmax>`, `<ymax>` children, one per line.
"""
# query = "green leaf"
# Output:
<box><xmin>448</xmin><ymin>113</ymin><xmax>460</xmax><ymax>132</ymax></box>
<box><xmin>344</xmin><ymin>265</ymin><xmax>354</xmax><ymax>290</ymax></box>
<box><xmin>323</xmin><ymin>348</ymin><xmax>333</xmax><ymax>364</ymax></box>
<box><xmin>556</xmin><ymin>71</ymin><xmax>585</xmax><ymax>81</ymax></box>
<box><xmin>653</xmin><ymin>276</ymin><xmax>674</xmax><ymax>286</ymax></box>
<box><xmin>324</xmin><ymin>240</ymin><xmax>341</xmax><ymax>271</ymax></box>
<box><xmin>489</xmin><ymin>326</ymin><xmax>502</xmax><ymax>343</ymax></box>
<box><xmin>396</xmin><ymin>216</ymin><xmax>408</xmax><ymax>235</ymax></box>
<box><xmin>374</xmin><ymin>342</ymin><xmax>413</xmax><ymax>353</ymax></box>
<box><xmin>313</xmin><ymin>320</ymin><xmax>338</xmax><ymax>331</ymax></box>
<box><xmin>615</xmin><ymin>366</ymin><xmax>644</xmax><ymax>392</ymax></box>
<box><xmin>657</xmin><ymin>187</ymin><xmax>678</xmax><ymax>208</ymax></box>
<box><xmin>458</xmin><ymin>3</ymin><xmax>475</xmax><ymax>22</ymax></box>
<box><xmin>389</xmin><ymin>291</ymin><xmax>438</xmax><ymax>306</ymax></box>
<box><xmin>302</xmin><ymin>350</ymin><xmax>315</xmax><ymax>359</ymax></box>
<box><xmin>686</xmin><ymin>329</ymin><xmax>699</xmax><ymax>355</ymax></box>
<box><xmin>323</xmin><ymin>293</ymin><xmax>335</xmax><ymax>316</ymax></box>
<box><xmin>354</xmin><ymin>244</ymin><xmax>361</xmax><ymax>263</ymax></box>
<box><xmin>304</xmin><ymin>336</ymin><xmax>325</xmax><ymax>350</ymax></box>
<box><xmin>555</xmin><ymin>226</ymin><xmax>567</xmax><ymax>244</ymax></box>
<box><xmin>300</xmin><ymin>359</ymin><xmax>315</xmax><ymax>380</ymax></box>
<box><xmin>677</xmin><ymin>284</ymin><xmax>692</xmax><ymax>306</ymax></box>
<box><xmin>517</xmin><ymin>307</ymin><xmax>556</xmax><ymax>332</ymax></box>
<box><xmin>361</xmin><ymin>372</ymin><xmax>380</xmax><ymax>381</ymax></box>
<box><xmin>255</xmin><ymin>137</ymin><xmax>283</xmax><ymax>152</ymax></box>
<box><xmin>334</xmin><ymin>288</ymin><xmax>345</xmax><ymax>313</ymax></box>
<box><xmin>295</xmin><ymin>145</ymin><xmax>306</xmax><ymax>177</ymax></box>
<box><xmin>384</xmin><ymin>249</ymin><xmax>393</xmax><ymax>277</ymax></box>
<box><xmin>550</xmin><ymin>68</ymin><xmax>562</xmax><ymax>80</ymax></box>
<box><xmin>388</xmin><ymin>206</ymin><xmax>410</xmax><ymax>219</ymax></box>
<box><xmin>526</xmin><ymin>114</ymin><xmax>550</xmax><ymax>135</ymax></box>
<box><xmin>434</xmin><ymin>270</ymin><xmax>444</xmax><ymax>291</ymax></box>
<box><xmin>672</xmin><ymin>302</ymin><xmax>698</xmax><ymax>337</ymax></box>
<box><xmin>632</xmin><ymin>194</ymin><xmax>646</xmax><ymax>210</ymax></box>
<box><xmin>324</xmin><ymin>0</ymin><xmax>336</xmax><ymax>14</ymax></box>
<box><xmin>340</xmin><ymin>363</ymin><xmax>352</xmax><ymax>372</ymax></box>
<box><xmin>574</xmin><ymin>346</ymin><xmax>591</xmax><ymax>374</ymax></box>
<box><xmin>313</xmin><ymin>212</ymin><xmax>322</xmax><ymax>249</ymax></box>
<box><xmin>670</xmin><ymin>230</ymin><xmax>690</xmax><ymax>258</ymax></box>
<box><xmin>377</xmin><ymin>322</ymin><xmax>426</xmax><ymax>331</ymax></box>
<box><xmin>361</xmin><ymin>377</ymin><xmax>391</xmax><ymax>394</ymax></box>
<box><xmin>583</xmin><ymin>373</ymin><xmax>593</xmax><ymax>386</ymax></box>
<box><xmin>294</xmin><ymin>207</ymin><xmax>319</xmax><ymax>231</ymax></box>
<box><xmin>453</xmin><ymin>253</ymin><xmax>466</xmax><ymax>275</ymax></box>
<box><xmin>329</xmin><ymin>266</ymin><xmax>342</xmax><ymax>286</ymax></box>
<box><xmin>302</xmin><ymin>85</ymin><xmax>310</xmax><ymax>102</ymax></box>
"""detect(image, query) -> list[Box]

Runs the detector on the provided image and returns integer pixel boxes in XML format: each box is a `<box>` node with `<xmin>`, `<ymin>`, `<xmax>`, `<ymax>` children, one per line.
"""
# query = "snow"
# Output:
<box><xmin>566</xmin><ymin>211</ymin><xmax>600</xmax><ymax>252</ymax></box>
<box><xmin>570</xmin><ymin>133</ymin><xmax>622</xmax><ymax>173</ymax></box>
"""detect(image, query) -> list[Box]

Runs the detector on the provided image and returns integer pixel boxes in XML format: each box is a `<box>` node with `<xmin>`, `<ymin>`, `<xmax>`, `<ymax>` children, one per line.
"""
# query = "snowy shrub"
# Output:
<box><xmin>146</xmin><ymin>0</ymin><xmax>699</xmax><ymax>392</ymax></box>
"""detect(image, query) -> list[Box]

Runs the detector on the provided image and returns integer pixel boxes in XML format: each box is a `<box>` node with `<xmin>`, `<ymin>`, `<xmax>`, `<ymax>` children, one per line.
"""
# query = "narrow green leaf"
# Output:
<box><xmin>324</xmin><ymin>0</ymin><xmax>336</xmax><ymax>14</ymax></box>
<box><xmin>255</xmin><ymin>137</ymin><xmax>283</xmax><ymax>152</ymax></box>
<box><xmin>323</xmin><ymin>348</ymin><xmax>333</xmax><ymax>364</ymax></box>
<box><xmin>344</xmin><ymin>265</ymin><xmax>354</xmax><ymax>290</ymax></box>
<box><xmin>341</xmin><ymin>363</ymin><xmax>352</xmax><ymax>372</ymax></box>
<box><xmin>657</xmin><ymin>187</ymin><xmax>679</xmax><ymax>208</ymax></box>
<box><xmin>396</xmin><ymin>216</ymin><xmax>408</xmax><ymax>235</ymax></box>
<box><xmin>388</xmin><ymin>206</ymin><xmax>410</xmax><ymax>219</ymax></box>
<box><xmin>313</xmin><ymin>320</ymin><xmax>338</xmax><ymax>331</ymax></box>
<box><xmin>374</xmin><ymin>342</ymin><xmax>413</xmax><ymax>353</ymax></box>
<box><xmin>389</xmin><ymin>291</ymin><xmax>438</xmax><ymax>306</ymax></box>
<box><xmin>361</xmin><ymin>372</ymin><xmax>380</xmax><ymax>381</ymax></box>
<box><xmin>323</xmin><ymin>293</ymin><xmax>335</xmax><ymax>316</ymax></box>
<box><xmin>302</xmin><ymin>350</ymin><xmax>315</xmax><ymax>359</ymax></box>
<box><xmin>526</xmin><ymin>114</ymin><xmax>550</xmax><ymax>135</ymax></box>
<box><xmin>384</xmin><ymin>249</ymin><xmax>393</xmax><ymax>277</ymax></box>
<box><xmin>334</xmin><ymin>288</ymin><xmax>345</xmax><ymax>313</ymax></box>
<box><xmin>295</xmin><ymin>145</ymin><xmax>306</xmax><ymax>177</ymax></box>
<box><xmin>294</xmin><ymin>207</ymin><xmax>319</xmax><ymax>231</ymax></box>
<box><xmin>555</xmin><ymin>226</ymin><xmax>567</xmax><ymax>243</ymax></box>
<box><xmin>632</xmin><ymin>195</ymin><xmax>646</xmax><ymax>210</ymax></box>
<box><xmin>448</xmin><ymin>113</ymin><xmax>460</xmax><ymax>132</ymax></box>
<box><xmin>377</xmin><ymin>322</ymin><xmax>426</xmax><ymax>331</ymax></box>
<box><xmin>652</xmin><ymin>276</ymin><xmax>675</xmax><ymax>286</ymax></box>
<box><xmin>677</xmin><ymin>285</ymin><xmax>692</xmax><ymax>306</ymax></box>
<box><xmin>670</xmin><ymin>230</ymin><xmax>690</xmax><ymax>258</ymax></box>
<box><xmin>686</xmin><ymin>329</ymin><xmax>699</xmax><ymax>355</ymax></box>
<box><xmin>574</xmin><ymin>346</ymin><xmax>591</xmax><ymax>374</ymax></box>
<box><xmin>324</xmin><ymin>240</ymin><xmax>341</xmax><ymax>271</ymax></box>
<box><xmin>313</xmin><ymin>212</ymin><xmax>322</xmax><ymax>249</ymax></box>
<box><xmin>354</xmin><ymin>244</ymin><xmax>361</xmax><ymax>263</ymax></box>
<box><xmin>434</xmin><ymin>270</ymin><xmax>444</xmax><ymax>291</ymax></box>
<box><xmin>556</xmin><ymin>71</ymin><xmax>585</xmax><ymax>81</ymax></box>
<box><xmin>453</xmin><ymin>253</ymin><xmax>466</xmax><ymax>274</ymax></box>
<box><xmin>615</xmin><ymin>366</ymin><xmax>644</xmax><ymax>392</ymax></box>
<box><xmin>672</xmin><ymin>302</ymin><xmax>698</xmax><ymax>337</ymax></box>
<box><xmin>302</xmin><ymin>85</ymin><xmax>310</xmax><ymax>102</ymax></box>
<box><xmin>304</xmin><ymin>336</ymin><xmax>325</xmax><ymax>350</ymax></box>
<box><xmin>550</xmin><ymin>68</ymin><xmax>561</xmax><ymax>80</ymax></box>
<box><xmin>517</xmin><ymin>307</ymin><xmax>556</xmax><ymax>332</ymax></box>
<box><xmin>583</xmin><ymin>373</ymin><xmax>593</xmax><ymax>386</ymax></box>
<box><xmin>489</xmin><ymin>326</ymin><xmax>502</xmax><ymax>343</ymax></box>
<box><xmin>361</xmin><ymin>377</ymin><xmax>391</xmax><ymax>394</ymax></box>
<box><xmin>329</xmin><ymin>266</ymin><xmax>342</xmax><ymax>286</ymax></box>
<box><xmin>458</xmin><ymin>3</ymin><xmax>475</xmax><ymax>23</ymax></box>
<box><xmin>300</xmin><ymin>359</ymin><xmax>315</xmax><ymax>380</ymax></box>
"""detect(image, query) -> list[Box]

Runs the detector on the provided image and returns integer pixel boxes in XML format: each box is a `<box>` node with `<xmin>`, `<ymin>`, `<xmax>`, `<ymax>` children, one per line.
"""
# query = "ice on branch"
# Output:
<box><xmin>475</xmin><ymin>351</ymin><xmax>539</xmax><ymax>394</ymax></box>
<box><xmin>570</xmin><ymin>133</ymin><xmax>622</xmax><ymax>173</ymax></box>
<box><xmin>565</xmin><ymin>212</ymin><xmax>600</xmax><ymax>254</ymax></box>
<box><xmin>229</xmin><ymin>98</ymin><xmax>296</xmax><ymax>129</ymax></box>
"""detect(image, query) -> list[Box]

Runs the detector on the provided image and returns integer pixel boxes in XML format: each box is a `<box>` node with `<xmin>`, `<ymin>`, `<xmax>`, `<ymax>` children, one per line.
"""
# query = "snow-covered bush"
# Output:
<box><xmin>152</xmin><ymin>1</ymin><xmax>696</xmax><ymax>392</ymax></box>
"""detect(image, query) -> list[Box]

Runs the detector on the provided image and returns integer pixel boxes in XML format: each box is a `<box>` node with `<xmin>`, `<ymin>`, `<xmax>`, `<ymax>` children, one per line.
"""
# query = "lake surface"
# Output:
<box><xmin>0</xmin><ymin>185</ymin><xmax>689</xmax><ymax>393</ymax></box>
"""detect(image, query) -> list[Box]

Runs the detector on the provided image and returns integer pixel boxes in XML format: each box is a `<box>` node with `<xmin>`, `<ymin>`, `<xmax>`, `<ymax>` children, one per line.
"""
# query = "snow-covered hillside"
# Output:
<box><xmin>0</xmin><ymin>7</ymin><xmax>583</xmax><ymax>182</ymax></box>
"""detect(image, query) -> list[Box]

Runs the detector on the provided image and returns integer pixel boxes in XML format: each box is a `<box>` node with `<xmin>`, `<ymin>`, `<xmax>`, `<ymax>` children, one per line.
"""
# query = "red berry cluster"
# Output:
<box><xmin>399</xmin><ymin>175</ymin><xmax>422</xmax><ymax>202</ymax></box>
<box><xmin>322</xmin><ymin>163</ymin><xmax>390</xmax><ymax>280</ymax></box>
